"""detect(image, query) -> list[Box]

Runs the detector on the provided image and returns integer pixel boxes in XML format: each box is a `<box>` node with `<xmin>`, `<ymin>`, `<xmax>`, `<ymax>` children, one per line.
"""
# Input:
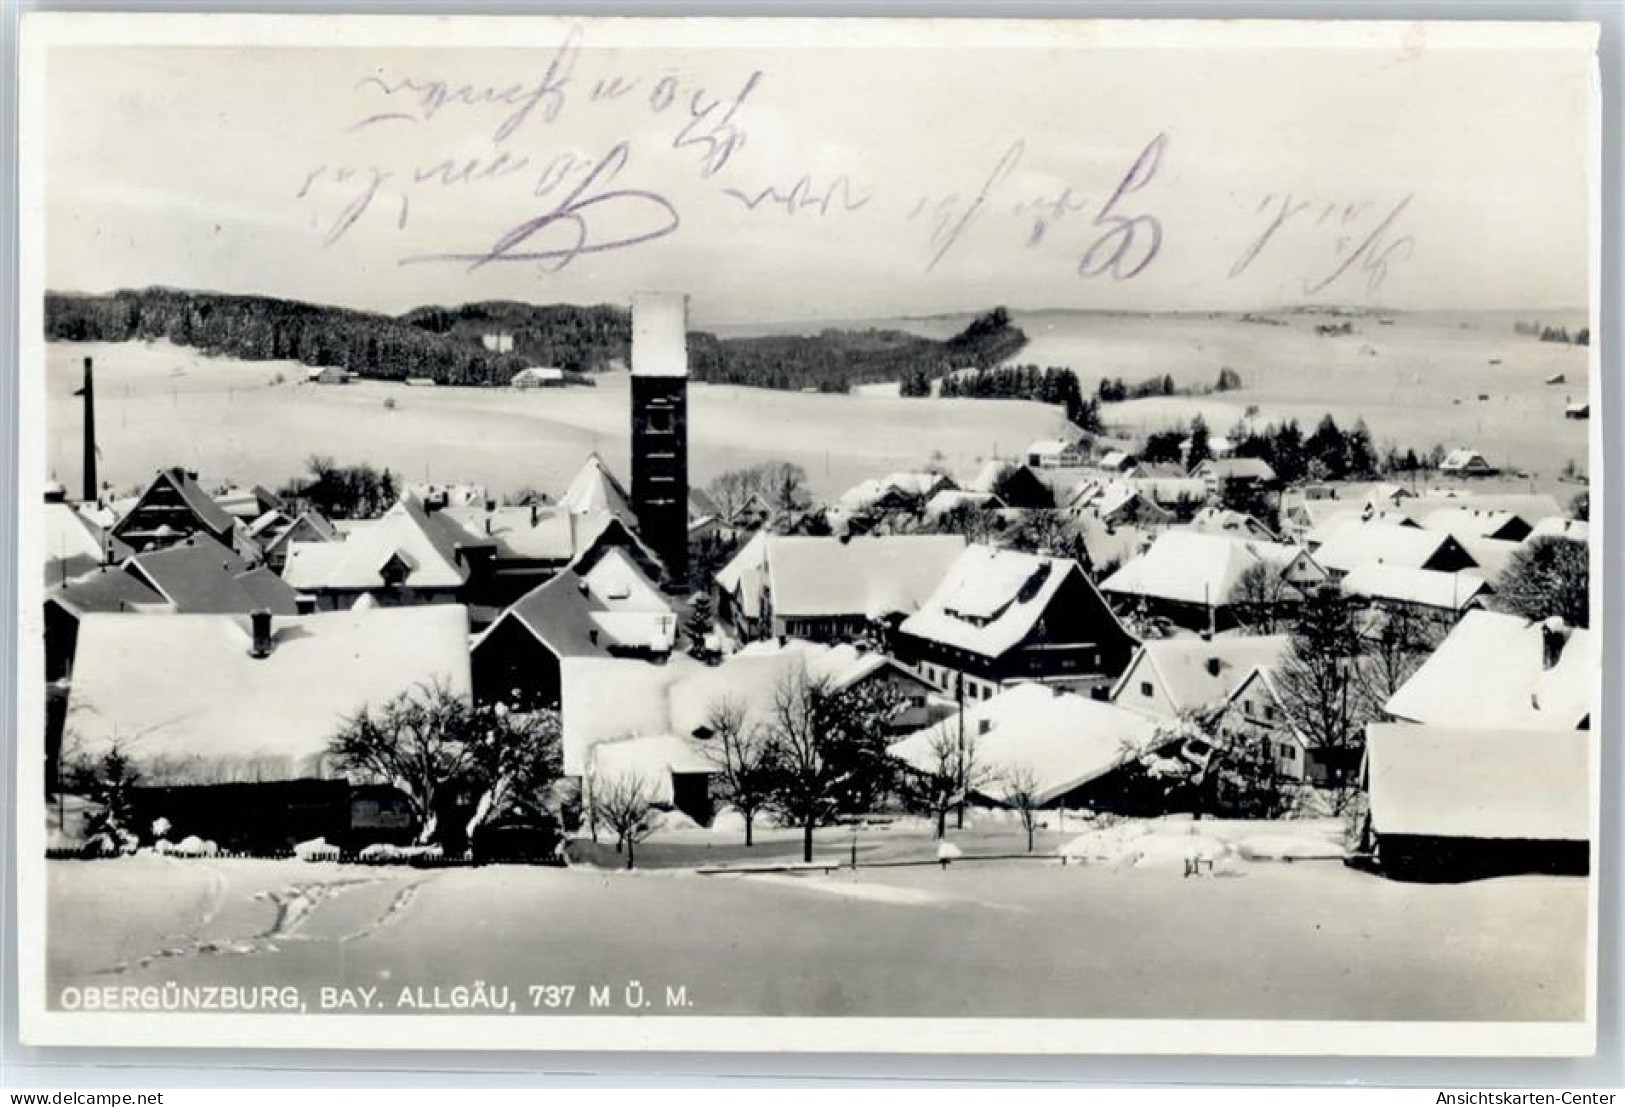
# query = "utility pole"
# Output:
<box><xmin>955</xmin><ymin>667</ymin><xmax>966</xmax><ymax>831</ymax></box>
<box><xmin>75</xmin><ymin>357</ymin><xmax>96</xmax><ymax>503</ymax></box>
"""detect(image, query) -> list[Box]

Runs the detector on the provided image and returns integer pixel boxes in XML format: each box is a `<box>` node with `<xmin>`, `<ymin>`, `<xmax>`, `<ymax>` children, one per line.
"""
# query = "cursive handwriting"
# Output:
<box><xmin>1077</xmin><ymin>131</ymin><xmax>1168</xmax><ymax>280</ymax></box>
<box><xmin>398</xmin><ymin>141</ymin><xmax>680</xmax><ymax>272</ymax></box>
<box><xmin>923</xmin><ymin>140</ymin><xmax>1025</xmax><ymax>272</ymax></box>
<box><xmin>1304</xmin><ymin>194</ymin><xmax>1415</xmax><ymax>295</ymax></box>
<box><xmin>721</xmin><ymin>174</ymin><xmax>872</xmax><ymax>217</ymax></box>
<box><xmin>352</xmin><ymin>26</ymin><xmax>582</xmax><ymax>144</ymax></box>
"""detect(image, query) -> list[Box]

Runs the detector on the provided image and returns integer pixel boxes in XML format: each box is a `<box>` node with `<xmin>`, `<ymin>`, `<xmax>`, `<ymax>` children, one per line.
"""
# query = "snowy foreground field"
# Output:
<box><xmin>47</xmin><ymin>819</ymin><xmax>1588</xmax><ymax>1021</ymax></box>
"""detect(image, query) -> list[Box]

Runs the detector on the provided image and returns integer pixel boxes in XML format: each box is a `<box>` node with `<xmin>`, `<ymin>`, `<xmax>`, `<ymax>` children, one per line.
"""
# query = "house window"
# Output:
<box><xmin>1264</xmin><ymin>704</ymin><xmax>1278</xmax><ymax>721</ymax></box>
<box><xmin>1140</xmin><ymin>681</ymin><xmax>1154</xmax><ymax>698</ymax></box>
<box><xmin>908</xmin><ymin>695</ymin><xmax>927</xmax><ymax>709</ymax></box>
<box><xmin>1243</xmin><ymin>700</ymin><xmax>1254</xmax><ymax>718</ymax></box>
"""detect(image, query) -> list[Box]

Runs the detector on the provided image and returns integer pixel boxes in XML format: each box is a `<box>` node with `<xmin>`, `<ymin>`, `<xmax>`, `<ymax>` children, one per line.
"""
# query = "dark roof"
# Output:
<box><xmin>48</xmin><ymin>567</ymin><xmax>167</xmax><ymax>615</ymax></box>
<box><xmin>125</xmin><ymin>534</ymin><xmax>299</xmax><ymax>614</ymax></box>
<box><xmin>501</xmin><ymin>569</ymin><xmax>612</xmax><ymax>658</ymax></box>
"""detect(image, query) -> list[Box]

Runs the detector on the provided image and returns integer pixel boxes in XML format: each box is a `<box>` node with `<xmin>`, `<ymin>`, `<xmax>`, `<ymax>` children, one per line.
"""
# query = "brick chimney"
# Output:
<box><xmin>1540</xmin><ymin>617</ymin><xmax>1570</xmax><ymax>671</ymax></box>
<box><xmin>249</xmin><ymin>609</ymin><xmax>274</xmax><ymax>658</ymax></box>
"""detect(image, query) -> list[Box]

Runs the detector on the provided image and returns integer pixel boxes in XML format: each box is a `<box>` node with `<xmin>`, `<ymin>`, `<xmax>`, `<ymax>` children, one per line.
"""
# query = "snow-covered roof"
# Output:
<box><xmin>1416</xmin><ymin>506</ymin><xmax>1528</xmax><ymax>540</ymax></box>
<box><xmin>901</xmin><ymin>546</ymin><xmax>1095</xmax><ymax>659</ymax></box>
<box><xmin>1456</xmin><ymin>536</ymin><xmax>1521</xmax><ymax>582</ymax></box>
<box><xmin>587</xmin><ymin>734</ymin><xmax>713</xmax><ymax>802</ymax></box>
<box><xmin>1026</xmin><ymin>438</ymin><xmax>1073</xmax><ymax>457</ymax></box>
<box><xmin>630</xmin><ymin>291</ymin><xmax>689</xmax><ymax>378</ymax></box>
<box><xmin>66</xmin><ymin>605</ymin><xmax>474</xmax><ymax>783</ymax></box>
<box><xmin>764</xmin><ymin>534</ymin><xmax>966</xmax><ymax>619</ymax></box>
<box><xmin>1340</xmin><ymin>564</ymin><xmax>1490</xmax><ymax>612</ymax></box>
<box><xmin>1187</xmin><ymin>507</ymin><xmax>1277</xmax><ymax>541</ymax></box>
<box><xmin>889</xmin><ymin>683</ymin><xmax>1158</xmax><ymax>806</ymax></box>
<box><xmin>43</xmin><ymin>501</ymin><xmax>126</xmax><ymax>584</ymax></box>
<box><xmin>1439</xmin><ymin>448</ymin><xmax>1492</xmax><ymax>470</ymax></box>
<box><xmin>559</xmin><ymin>455</ymin><xmax>638</xmax><ymax>527</ymax></box>
<box><xmin>283</xmin><ymin>497</ymin><xmax>469</xmax><ymax>591</ymax></box>
<box><xmin>1384</xmin><ymin>610</ymin><xmax>1593</xmax><ymax>729</ymax></box>
<box><xmin>1111</xmin><ymin>634</ymin><xmax>1290</xmax><ymax>717</ymax></box>
<box><xmin>1309</xmin><ymin>522</ymin><xmax>1464</xmax><ymax>575</ymax></box>
<box><xmin>1193</xmin><ymin>457</ymin><xmax>1276</xmax><ymax>482</ymax></box>
<box><xmin>837</xmin><ymin>471</ymin><xmax>954</xmax><ymax>512</ymax></box>
<box><xmin>924</xmin><ymin>489</ymin><xmax>1004</xmax><ymax>519</ymax></box>
<box><xmin>1304</xmin><ymin>508</ymin><xmax>1420</xmax><ymax>548</ymax></box>
<box><xmin>714</xmin><ymin>530</ymin><xmax>769</xmax><ymax>617</ymax></box>
<box><xmin>511</xmin><ymin>366</ymin><xmax>565</xmax><ymax>383</ymax></box>
<box><xmin>492</xmin><ymin>546</ymin><xmax>675</xmax><ymax>658</ymax></box>
<box><xmin>1408</xmin><ymin>492</ymin><xmax>1561</xmax><ymax>526</ymax></box>
<box><xmin>1365</xmin><ymin>723</ymin><xmax>1590</xmax><ymax>841</ymax></box>
<box><xmin>1528</xmin><ymin>517</ymin><xmax>1590</xmax><ymax>543</ymax></box>
<box><xmin>1100</xmin><ymin>531</ymin><xmax>1307</xmax><ymax>608</ymax></box>
<box><xmin>1124</xmin><ymin>476</ymin><xmax>1209</xmax><ymax>506</ymax></box>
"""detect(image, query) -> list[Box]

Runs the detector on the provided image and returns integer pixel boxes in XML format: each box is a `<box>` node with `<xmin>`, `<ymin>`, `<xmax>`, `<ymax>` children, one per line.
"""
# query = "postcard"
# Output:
<box><xmin>14</xmin><ymin>13</ymin><xmax>1602</xmax><ymax>1055</ymax></box>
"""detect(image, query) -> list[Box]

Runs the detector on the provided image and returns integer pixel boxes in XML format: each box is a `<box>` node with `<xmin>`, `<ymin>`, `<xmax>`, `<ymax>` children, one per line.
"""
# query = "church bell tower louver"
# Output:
<box><xmin>629</xmin><ymin>292</ymin><xmax>690</xmax><ymax>584</ymax></box>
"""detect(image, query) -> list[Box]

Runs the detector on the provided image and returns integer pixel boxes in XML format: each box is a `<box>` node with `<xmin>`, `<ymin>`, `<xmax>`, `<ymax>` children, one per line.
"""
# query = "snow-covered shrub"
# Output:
<box><xmin>294</xmin><ymin>837</ymin><xmax>342</xmax><ymax>862</ymax></box>
<box><xmin>169</xmin><ymin>835</ymin><xmax>219</xmax><ymax>858</ymax></box>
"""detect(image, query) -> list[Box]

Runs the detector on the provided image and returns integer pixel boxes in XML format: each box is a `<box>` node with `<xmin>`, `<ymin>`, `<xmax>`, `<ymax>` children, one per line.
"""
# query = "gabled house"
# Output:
<box><xmin>836</xmin><ymin>471</ymin><xmax>957</xmax><ymax>517</ymax></box>
<box><xmin>1191</xmin><ymin>456</ymin><xmax>1275</xmax><ymax>494</ymax></box>
<box><xmin>557</xmin><ymin>640</ymin><xmax>940</xmax><ymax>824</ymax></box>
<box><xmin>1187</xmin><ymin>506</ymin><xmax>1278</xmax><ymax>542</ymax></box>
<box><xmin>1308</xmin><ymin>521</ymin><xmax>1478</xmax><ymax>579</ymax></box>
<box><xmin>713</xmin><ymin>533</ymin><xmax>966</xmax><ymax>644</ymax></box>
<box><xmin>61</xmin><ymin>605</ymin><xmax>473</xmax><ymax>849</ymax></box>
<box><xmin>253</xmin><ymin>509</ymin><xmax>341</xmax><ymax>573</ymax></box>
<box><xmin>124</xmin><ymin>534</ymin><xmax>300</xmax><ymax>616</ymax></box>
<box><xmin>1071</xmin><ymin>481</ymin><xmax>1173</xmax><ymax>528</ymax></box>
<box><xmin>1100</xmin><ymin>531</ymin><xmax>1326</xmax><ymax>632</ymax></box>
<box><xmin>282</xmin><ymin>497</ymin><xmax>471</xmax><ymax>610</ymax></box>
<box><xmin>111</xmin><ymin>467</ymin><xmax>237</xmax><ymax>553</ymax></box>
<box><xmin>1415</xmin><ymin>506</ymin><xmax>1533</xmax><ymax>543</ymax></box>
<box><xmin>964</xmin><ymin>462</ymin><xmax>1052</xmax><ymax>509</ymax></box>
<box><xmin>43</xmin><ymin>493</ymin><xmax>129</xmax><ymax>586</ymax></box>
<box><xmin>1025</xmin><ymin>438</ymin><xmax>1087</xmax><ymax>469</ymax></box>
<box><xmin>1110</xmin><ymin>634</ymin><xmax>1290</xmax><ymax>723</ymax></box>
<box><xmin>1528</xmin><ymin>516</ymin><xmax>1590</xmax><ymax>544</ymax></box>
<box><xmin>471</xmin><ymin>546</ymin><xmax>677</xmax><ymax>711</ymax></box>
<box><xmin>1438</xmin><ymin>448</ymin><xmax>1498</xmax><ymax>477</ymax></box>
<box><xmin>1383</xmin><ymin>610</ymin><xmax>1592</xmax><ymax>730</ymax></box>
<box><xmin>1339</xmin><ymin>564</ymin><xmax>1491</xmax><ymax>619</ymax></box>
<box><xmin>894</xmin><ymin>545</ymin><xmax>1138</xmax><ymax>701</ymax></box>
<box><xmin>1216</xmin><ymin>665</ymin><xmax>1314</xmax><ymax>782</ymax></box>
<box><xmin>925</xmin><ymin>489</ymin><xmax>1006</xmax><ymax>521</ymax></box>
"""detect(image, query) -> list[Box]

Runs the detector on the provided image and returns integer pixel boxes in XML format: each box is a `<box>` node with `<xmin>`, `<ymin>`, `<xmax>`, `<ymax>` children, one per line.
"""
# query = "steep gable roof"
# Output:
<box><xmin>1310</xmin><ymin>522</ymin><xmax>1469</xmax><ymax>575</ymax></box>
<box><xmin>112</xmin><ymin>467</ymin><xmax>236</xmax><ymax>543</ymax></box>
<box><xmin>1340</xmin><ymin>564</ymin><xmax>1490</xmax><ymax>612</ymax></box>
<box><xmin>282</xmin><ymin>497</ymin><xmax>470</xmax><ymax>591</ymax></box>
<box><xmin>1384</xmin><ymin>610</ymin><xmax>1592</xmax><ymax>729</ymax></box>
<box><xmin>124</xmin><ymin>534</ymin><xmax>299</xmax><ymax>614</ymax></box>
<box><xmin>900</xmin><ymin>546</ymin><xmax>1118</xmax><ymax>659</ymax></box>
<box><xmin>1111</xmin><ymin>634</ymin><xmax>1291</xmax><ymax>717</ymax></box>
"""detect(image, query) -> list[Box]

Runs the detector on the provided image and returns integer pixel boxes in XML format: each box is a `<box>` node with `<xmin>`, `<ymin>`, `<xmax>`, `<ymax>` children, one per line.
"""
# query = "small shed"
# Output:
<box><xmin>1363</xmin><ymin>723</ymin><xmax>1590</xmax><ymax>881</ymax></box>
<box><xmin>512</xmin><ymin>367</ymin><xmax>566</xmax><ymax>389</ymax></box>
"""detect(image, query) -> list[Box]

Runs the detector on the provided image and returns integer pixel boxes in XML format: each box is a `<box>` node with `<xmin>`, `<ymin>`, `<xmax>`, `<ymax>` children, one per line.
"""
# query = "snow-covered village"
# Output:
<box><xmin>19</xmin><ymin>18</ymin><xmax>1601</xmax><ymax>1046</ymax></box>
<box><xmin>34</xmin><ymin>289</ymin><xmax>1596</xmax><ymax>1023</ymax></box>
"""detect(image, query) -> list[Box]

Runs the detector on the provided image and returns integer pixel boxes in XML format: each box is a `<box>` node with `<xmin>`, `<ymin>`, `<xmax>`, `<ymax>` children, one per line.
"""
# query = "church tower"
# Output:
<box><xmin>629</xmin><ymin>292</ymin><xmax>689</xmax><ymax>583</ymax></box>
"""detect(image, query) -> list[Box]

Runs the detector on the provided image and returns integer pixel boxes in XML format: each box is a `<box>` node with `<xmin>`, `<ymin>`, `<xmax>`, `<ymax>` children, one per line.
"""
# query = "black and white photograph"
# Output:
<box><xmin>13</xmin><ymin>13</ymin><xmax>1603</xmax><ymax>1055</ymax></box>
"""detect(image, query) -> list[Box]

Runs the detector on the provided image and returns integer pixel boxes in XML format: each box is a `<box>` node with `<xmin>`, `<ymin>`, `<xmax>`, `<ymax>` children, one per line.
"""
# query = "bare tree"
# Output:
<box><xmin>326</xmin><ymin>679</ymin><xmax>561</xmax><ymax>846</ymax></box>
<box><xmin>1271</xmin><ymin>586</ymin><xmax>1368</xmax><ymax>808</ymax></box>
<box><xmin>900</xmin><ymin>721</ymin><xmax>989</xmax><ymax>839</ymax></box>
<box><xmin>588</xmin><ymin>772</ymin><xmax>657</xmax><ymax>869</ymax></box>
<box><xmin>461</xmin><ymin>703</ymin><xmax>563</xmax><ymax>841</ymax></box>
<box><xmin>1228</xmin><ymin>560</ymin><xmax>1292</xmax><ymax>633</ymax></box>
<box><xmin>702</xmin><ymin>696</ymin><xmax>774</xmax><ymax>846</ymax></box>
<box><xmin>1000</xmin><ymin>764</ymin><xmax>1044</xmax><ymax>853</ymax></box>
<box><xmin>1355</xmin><ymin>603</ymin><xmax>1446</xmax><ymax>716</ymax></box>
<box><xmin>762</xmin><ymin>669</ymin><xmax>901</xmax><ymax>863</ymax></box>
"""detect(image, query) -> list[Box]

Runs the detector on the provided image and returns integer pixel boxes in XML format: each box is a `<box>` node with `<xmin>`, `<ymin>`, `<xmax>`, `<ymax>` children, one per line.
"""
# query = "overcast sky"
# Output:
<box><xmin>38</xmin><ymin>19</ymin><xmax>1596</xmax><ymax>325</ymax></box>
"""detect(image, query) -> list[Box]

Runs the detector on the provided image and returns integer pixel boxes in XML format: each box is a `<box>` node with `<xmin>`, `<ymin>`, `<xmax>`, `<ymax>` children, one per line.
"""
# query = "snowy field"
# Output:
<box><xmin>43</xmin><ymin>308</ymin><xmax>1590</xmax><ymax>505</ymax></box>
<box><xmin>43</xmin><ymin>341</ymin><xmax>1069</xmax><ymax>504</ymax></box>
<box><xmin>47</xmin><ymin>819</ymin><xmax>1588</xmax><ymax>1021</ymax></box>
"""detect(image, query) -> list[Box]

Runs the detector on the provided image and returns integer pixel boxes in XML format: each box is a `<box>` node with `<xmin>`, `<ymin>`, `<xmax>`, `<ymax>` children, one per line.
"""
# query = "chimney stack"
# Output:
<box><xmin>249</xmin><ymin>609</ymin><xmax>274</xmax><ymax>658</ymax></box>
<box><xmin>1540</xmin><ymin>617</ymin><xmax>1570</xmax><ymax>671</ymax></box>
<box><xmin>1206</xmin><ymin>656</ymin><xmax>1222</xmax><ymax>678</ymax></box>
<box><xmin>81</xmin><ymin>357</ymin><xmax>97</xmax><ymax>503</ymax></box>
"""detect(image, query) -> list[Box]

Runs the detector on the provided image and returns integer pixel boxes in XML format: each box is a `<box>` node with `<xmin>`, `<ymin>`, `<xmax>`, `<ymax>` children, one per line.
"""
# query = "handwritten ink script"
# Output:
<box><xmin>291</xmin><ymin>25</ymin><xmax>1414</xmax><ymax>295</ymax></box>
